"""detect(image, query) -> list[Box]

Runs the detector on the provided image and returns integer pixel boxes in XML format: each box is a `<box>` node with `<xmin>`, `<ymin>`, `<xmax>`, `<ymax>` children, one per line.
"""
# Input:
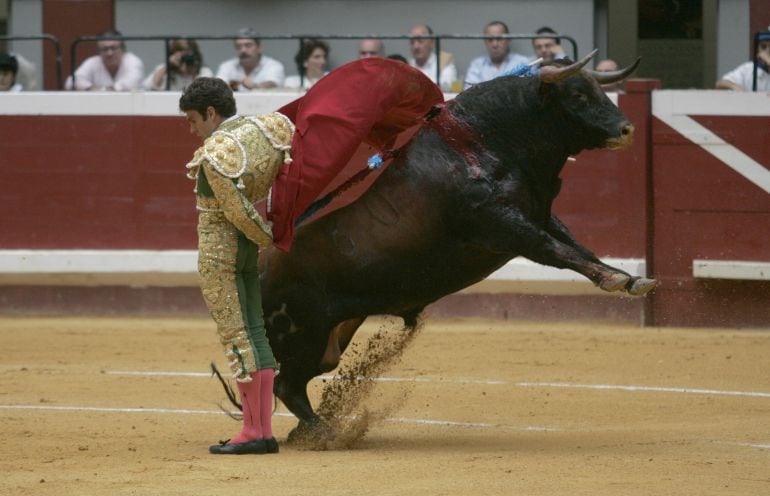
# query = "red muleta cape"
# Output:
<box><xmin>269</xmin><ymin>57</ymin><xmax>444</xmax><ymax>252</ymax></box>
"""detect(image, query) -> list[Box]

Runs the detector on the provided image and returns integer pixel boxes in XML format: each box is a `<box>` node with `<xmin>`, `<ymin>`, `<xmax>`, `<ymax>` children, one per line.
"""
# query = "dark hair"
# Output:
<box><xmin>0</xmin><ymin>53</ymin><xmax>18</xmax><ymax>74</ymax></box>
<box><xmin>486</xmin><ymin>20</ymin><xmax>509</xmax><ymax>34</ymax></box>
<box><xmin>294</xmin><ymin>39</ymin><xmax>329</xmax><ymax>75</ymax></box>
<box><xmin>236</xmin><ymin>27</ymin><xmax>261</xmax><ymax>45</ymax></box>
<box><xmin>169</xmin><ymin>38</ymin><xmax>203</xmax><ymax>82</ymax></box>
<box><xmin>387</xmin><ymin>53</ymin><xmax>407</xmax><ymax>64</ymax></box>
<box><xmin>535</xmin><ymin>26</ymin><xmax>561</xmax><ymax>45</ymax></box>
<box><xmin>98</xmin><ymin>29</ymin><xmax>126</xmax><ymax>50</ymax></box>
<box><xmin>179</xmin><ymin>77</ymin><xmax>236</xmax><ymax>119</ymax></box>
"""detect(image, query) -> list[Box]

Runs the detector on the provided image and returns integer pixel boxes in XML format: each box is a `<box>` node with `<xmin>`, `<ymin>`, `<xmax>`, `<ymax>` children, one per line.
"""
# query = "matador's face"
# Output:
<box><xmin>185</xmin><ymin>108</ymin><xmax>221</xmax><ymax>140</ymax></box>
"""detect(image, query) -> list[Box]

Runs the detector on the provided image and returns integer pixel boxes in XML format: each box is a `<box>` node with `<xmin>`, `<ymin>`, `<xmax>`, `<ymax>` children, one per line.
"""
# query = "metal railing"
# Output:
<box><xmin>0</xmin><ymin>34</ymin><xmax>63</xmax><ymax>90</ymax></box>
<box><xmin>70</xmin><ymin>33</ymin><xmax>579</xmax><ymax>90</ymax></box>
<box><xmin>752</xmin><ymin>31</ymin><xmax>769</xmax><ymax>92</ymax></box>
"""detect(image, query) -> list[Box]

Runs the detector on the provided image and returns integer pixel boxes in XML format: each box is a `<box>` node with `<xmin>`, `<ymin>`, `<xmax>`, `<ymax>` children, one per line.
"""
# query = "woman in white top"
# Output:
<box><xmin>284</xmin><ymin>39</ymin><xmax>330</xmax><ymax>90</ymax></box>
<box><xmin>143</xmin><ymin>38</ymin><xmax>213</xmax><ymax>91</ymax></box>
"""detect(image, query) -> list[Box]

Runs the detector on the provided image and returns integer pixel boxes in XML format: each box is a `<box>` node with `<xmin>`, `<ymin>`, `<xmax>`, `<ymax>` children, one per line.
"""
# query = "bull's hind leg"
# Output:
<box><xmin>274</xmin><ymin>361</ymin><xmax>333</xmax><ymax>444</ymax></box>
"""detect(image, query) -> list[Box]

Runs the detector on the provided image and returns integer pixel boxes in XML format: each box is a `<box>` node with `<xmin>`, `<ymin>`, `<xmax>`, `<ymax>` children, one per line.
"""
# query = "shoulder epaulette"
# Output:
<box><xmin>202</xmin><ymin>131</ymin><xmax>247</xmax><ymax>178</ymax></box>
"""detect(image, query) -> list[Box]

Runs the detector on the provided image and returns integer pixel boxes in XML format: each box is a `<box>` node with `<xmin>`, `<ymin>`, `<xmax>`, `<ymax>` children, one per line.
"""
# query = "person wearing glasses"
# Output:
<box><xmin>358</xmin><ymin>38</ymin><xmax>384</xmax><ymax>58</ymax></box>
<box><xmin>407</xmin><ymin>23</ymin><xmax>457</xmax><ymax>92</ymax></box>
<box><xmin>66</xmin><ymin>29</ymin><xmax>144</xmax><ymax>91</ymax></box>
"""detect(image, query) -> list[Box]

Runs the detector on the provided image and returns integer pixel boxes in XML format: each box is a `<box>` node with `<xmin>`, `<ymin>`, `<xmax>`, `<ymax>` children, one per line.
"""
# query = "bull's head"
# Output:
<box><xmin>538</xmin><ymin>50</ymin><xmax>640</xmax><ymax>152</ymax></box>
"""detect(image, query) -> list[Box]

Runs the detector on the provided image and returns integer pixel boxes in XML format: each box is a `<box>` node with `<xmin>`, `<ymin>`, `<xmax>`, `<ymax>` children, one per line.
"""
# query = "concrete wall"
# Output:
<box><xmin>716</xmin><ymin>0</ymin><xmax>750</xmax><ymax>79</ymax></box>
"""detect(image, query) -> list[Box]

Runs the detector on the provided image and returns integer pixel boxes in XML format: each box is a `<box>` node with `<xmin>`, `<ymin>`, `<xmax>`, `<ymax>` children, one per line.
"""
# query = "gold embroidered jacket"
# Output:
<box><xmin>186</xmin><ymin>113</ymin><xmax>295</xmax><ymax>247</ymax></box>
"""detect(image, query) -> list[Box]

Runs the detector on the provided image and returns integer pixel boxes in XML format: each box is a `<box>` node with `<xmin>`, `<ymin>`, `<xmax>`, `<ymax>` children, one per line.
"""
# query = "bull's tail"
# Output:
<box><xmin>210</xmin><ymin>362</ymin><xmax>278</xmax><ymax>416</ymax></box>
<box><xmin>210</xmin><ymin>362</ymin><xmax>242</xmax><ymax>412</ymax></box>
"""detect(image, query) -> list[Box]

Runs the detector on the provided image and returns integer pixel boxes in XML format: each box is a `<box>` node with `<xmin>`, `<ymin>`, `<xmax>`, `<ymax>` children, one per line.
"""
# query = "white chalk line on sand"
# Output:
<box><xmin>0</xmin><ymin>404</ymin><xmax>554</xmax><ymax>432</ymax></box>
<box><xmin>106</xmin><ymin>370</ymin><xmax>770</xmax><ymax>399</ymax></box>
<box><xmin>1</xmin><ymin>404</ymin><xmax>767</xmax><ymax>452</ymax></box>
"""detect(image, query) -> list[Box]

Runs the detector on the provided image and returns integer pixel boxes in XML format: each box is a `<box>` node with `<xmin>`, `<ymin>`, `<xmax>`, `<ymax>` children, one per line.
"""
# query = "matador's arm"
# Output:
<box><xmin>202</xmin><ymin>160</ymin><xmax>273</xmax><ymax>248</ymax></box>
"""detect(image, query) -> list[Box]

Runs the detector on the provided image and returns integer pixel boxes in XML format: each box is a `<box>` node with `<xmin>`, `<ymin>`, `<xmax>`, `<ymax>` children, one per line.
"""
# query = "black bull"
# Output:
<box><xmin>256</xmin><ymin>51</ymin><xmax>653</xmax><ymax>437</ymax></box>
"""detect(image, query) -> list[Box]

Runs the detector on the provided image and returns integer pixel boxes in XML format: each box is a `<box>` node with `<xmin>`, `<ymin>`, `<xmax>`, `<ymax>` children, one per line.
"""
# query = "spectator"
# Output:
<box><xmin>464</xmin><ymin>20</ymin><xmax>530</xmax><ymax>89</ymax></box>
<box><xmin>595</xmin><ymin>59</ymin><xmax>623</xmax><ymax>92</ymax></box>
<box><xmin>0</xmin><ymin>53</ymin><xmax>22</xmax><ymax>92</ymax></box>
<box><xmin>716</xmin><ymin>33</ymin><xmax>770</xmax><ymax>91</ymax></box>
<box><xmin>66</xmin><ymin>30</ymin><xmax>144</xmax><ymax>91</ymax></box>
<box><xmin>284</xmin><ymin>39</ymin><xmax>329</xmax><ymax>90</ymax></box>
<box><xmin>216</xmin><ymin>27</ymin><xmax>284</xmax><ymax>90</ymax></box>
<box><xmin>531</xmin><ymin>26</ymin><xmax>566</xmax><ymax>63</ymax></box>
<box><xmin>408</xmin><ymin>23</ymin><xmax>457</xmax><ymax>91</ymax></box>
<box><xmin>358</xmin><ymin>38</ymin><xmax>384</xmax><ymax>58</ymax></box>
<box><xmin>143</xmin><ymin>38</ymin><xmax>213</xmax><ymax>91</ymax></box>
<box><xmin>13</xmin><ymin>53</ymin><xmax>37</xmax><ymax>90</ymax></box>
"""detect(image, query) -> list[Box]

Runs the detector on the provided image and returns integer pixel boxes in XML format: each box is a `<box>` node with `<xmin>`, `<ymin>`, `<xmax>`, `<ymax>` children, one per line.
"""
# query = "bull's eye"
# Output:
<box><xmin>572</xmin><ymin>92</ymin><xmax>588</xmax><ymax>103</ymax></box>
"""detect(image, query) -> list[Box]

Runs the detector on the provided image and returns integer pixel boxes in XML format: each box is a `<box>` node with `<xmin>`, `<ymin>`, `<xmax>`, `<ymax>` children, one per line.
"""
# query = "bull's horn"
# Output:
<box><xmin>538</xmin><ymin>48</ymin><xmax>598</xmax><ymax>83</ymax></box>
<box><xmin>587</xmin><ymin>57</ymin><xmax>642</xmax><ymax>84</ymax></box>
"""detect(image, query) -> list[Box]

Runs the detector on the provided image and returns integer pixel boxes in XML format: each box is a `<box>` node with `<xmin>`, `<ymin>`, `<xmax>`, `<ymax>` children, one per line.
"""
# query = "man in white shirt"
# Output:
<box><xmin>464</xmin><ymin>21</ymin><xmax>530</xmax><ymax>90</ymax></box>
<box><xmin>358</xmin><ymin>38</ymin><xmax>384</xmax><ymax>59</ymax></box>
<box><xmin>216</xmin><ymin>28</ymin><xmax>285</xmax><ymax>91</ymax></box>
<box><xmin>716</xmin><ymin>35</ymin><xmax>770</xmax><ymax>92</ymax></box>
<box><xmin>408</xmin><ymin>23</ymin><xmax>457</xmax><ymax>92</ymax></box>
<box><xmin>66</xmin><ymin>30</ymin><xmax>144</xmax><ymax>91</ymax></box>
<box><xmin>531</xmin><ymin>26</ymin><xmax>567</xmax><ymax>63</ymax></box>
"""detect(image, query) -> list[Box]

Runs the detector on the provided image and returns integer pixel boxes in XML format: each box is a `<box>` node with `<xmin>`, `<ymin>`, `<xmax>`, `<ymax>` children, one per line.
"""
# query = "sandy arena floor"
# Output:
<box><xmin>0</xmin><ymin>315</ymin><xmax>768</xmax><ymax>495</ymax></box>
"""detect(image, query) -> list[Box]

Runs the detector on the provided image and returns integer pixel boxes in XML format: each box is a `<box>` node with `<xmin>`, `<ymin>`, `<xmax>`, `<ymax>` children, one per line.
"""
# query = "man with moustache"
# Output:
<box><xmin>216</xmin><ymin>27</ymin><xmax>285</xmax><ymax>90</ymax></box>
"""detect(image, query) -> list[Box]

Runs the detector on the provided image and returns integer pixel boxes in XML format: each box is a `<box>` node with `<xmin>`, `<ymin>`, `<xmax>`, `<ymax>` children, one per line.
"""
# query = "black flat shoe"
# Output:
<box><xmin>209</xmin><ymin>438</ymin><xmax>267</xmax><ymax>455</ymax></box>
<box><xmin>265</xmin><ymin>437</ymin><xmax>279</xmax><ymax>454</ymax></box>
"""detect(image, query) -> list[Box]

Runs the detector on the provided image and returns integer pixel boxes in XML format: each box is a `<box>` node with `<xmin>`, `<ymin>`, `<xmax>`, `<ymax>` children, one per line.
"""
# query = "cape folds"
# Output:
<box><xmin>269</xmin><ymin>57</ymin><xmax>444</xmax><ymax>251</ymax></box>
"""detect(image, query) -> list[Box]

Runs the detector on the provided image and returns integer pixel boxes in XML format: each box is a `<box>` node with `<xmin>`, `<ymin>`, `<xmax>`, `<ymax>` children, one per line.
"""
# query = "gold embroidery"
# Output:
<box><xmin>197</xmin><ymin>212</ymin><xmax>259</xmax><ymax>381</ymax></box>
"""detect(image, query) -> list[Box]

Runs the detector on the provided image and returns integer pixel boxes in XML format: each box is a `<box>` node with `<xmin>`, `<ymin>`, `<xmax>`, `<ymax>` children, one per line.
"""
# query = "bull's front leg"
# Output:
<box><xmin>481</xmin><ymin>213</ymin><xmax>652</xmax><ymax>295</ymax></box>
<box><xmin>546</xmin><ymin>214</ymin><xmax>656</xmax><ymax>295</ymax></box>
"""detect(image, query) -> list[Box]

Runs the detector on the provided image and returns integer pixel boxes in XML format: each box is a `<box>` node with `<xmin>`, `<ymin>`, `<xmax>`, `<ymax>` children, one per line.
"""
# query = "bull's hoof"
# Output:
<box><xmin>286</xmin><ymin>419</ymin><xmax>335</xmax><ymax>450</ymax></box>
<box><xmin>627</xmin><ymin>277</ymin><xmax>657</xmax><ymax>296</ymax></box>
<box><xmin>598</xmin><ymin>273</ymin><xmax>630</xmax><ymax>292</ymax></box>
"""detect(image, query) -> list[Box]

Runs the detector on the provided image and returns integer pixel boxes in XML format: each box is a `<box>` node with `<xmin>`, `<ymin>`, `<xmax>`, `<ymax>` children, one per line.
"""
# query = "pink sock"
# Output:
<box><xmin>258</xmin><ymin>368</ymin><xmax>275</xmax><ymax>439</ymax></box>
<box><xmin>229</xmin><ymin>374</ymin><xmax>262</xmax><ymax>444</ymax></box>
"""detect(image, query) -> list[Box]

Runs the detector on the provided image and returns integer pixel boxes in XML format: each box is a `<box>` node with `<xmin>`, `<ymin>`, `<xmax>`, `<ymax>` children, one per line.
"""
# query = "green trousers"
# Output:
<box><xmin>198</xmin><ymin>210</ymin><xmax>277</xmax><ymax>382</ymax></box>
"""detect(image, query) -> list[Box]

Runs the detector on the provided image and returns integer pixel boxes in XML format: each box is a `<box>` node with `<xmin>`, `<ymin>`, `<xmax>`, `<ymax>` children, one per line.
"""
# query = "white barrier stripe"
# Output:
<box><xmin>0</xmin><ymin>250</ymin><xmax>643</xmax><ymax>283</ymax></box>
<box><xmin>106</xmin><ymin>371</ymin><xmax>770</xmax><ymax>398</ymax></box>
<box><xmin>654</xmin><ymin>113</ymin><xmax>770</xmax><ymax>194</ymax></box>
<box><xmin>517</xmin><ymin>382</ymin><xmax>770</xmax><ymax>399</ymax></box>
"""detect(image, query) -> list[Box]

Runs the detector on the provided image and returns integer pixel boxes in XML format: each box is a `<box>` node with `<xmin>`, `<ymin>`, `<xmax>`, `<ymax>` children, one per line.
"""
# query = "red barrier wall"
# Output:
<box><xmin>649</xmin><ymin>109</ymin><xmax>770</xmax><ymax>327</ymax></box>
<box><xmin>2</xmin><ymin>86</ymin><xmax>769</xmax><ymax>328</ymax></box>
<box><xmin>1</xmin><ymin>116</ymin><xmax>199</xmax><ymax>249</ymax></box>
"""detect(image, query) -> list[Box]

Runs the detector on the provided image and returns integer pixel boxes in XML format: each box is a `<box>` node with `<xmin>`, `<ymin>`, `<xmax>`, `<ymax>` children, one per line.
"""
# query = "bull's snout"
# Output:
<box><xmin>606</xmin><ymin>122</ymin><xmax>635</xmax><ymax>150</ymax></box>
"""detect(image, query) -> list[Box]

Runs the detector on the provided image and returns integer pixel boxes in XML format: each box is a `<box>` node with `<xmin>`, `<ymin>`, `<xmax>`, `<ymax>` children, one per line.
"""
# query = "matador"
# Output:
<box><xmin>180</xmin><ymin>77</ymin><xmax>293</xmax><ymax>455</ymax></box>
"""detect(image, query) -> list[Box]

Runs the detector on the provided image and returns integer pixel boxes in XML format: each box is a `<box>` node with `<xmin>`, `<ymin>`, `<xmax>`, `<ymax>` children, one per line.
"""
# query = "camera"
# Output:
<box><xmin>180</xmin><ymin>53</ymin><xmax>198</xmax><ymax>66</ymax></box>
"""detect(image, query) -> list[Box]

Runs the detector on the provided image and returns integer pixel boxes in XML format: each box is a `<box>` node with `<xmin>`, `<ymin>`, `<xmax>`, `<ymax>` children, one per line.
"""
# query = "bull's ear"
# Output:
<box><xmin>538</xmin><ymin>48</ymin><xmax>598</xmax><ymax>83</ymax></box>
<box><xmin>586</xmin><ymin>57</ymin><xmax>641</xmax><ymax>85</ymax></box>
